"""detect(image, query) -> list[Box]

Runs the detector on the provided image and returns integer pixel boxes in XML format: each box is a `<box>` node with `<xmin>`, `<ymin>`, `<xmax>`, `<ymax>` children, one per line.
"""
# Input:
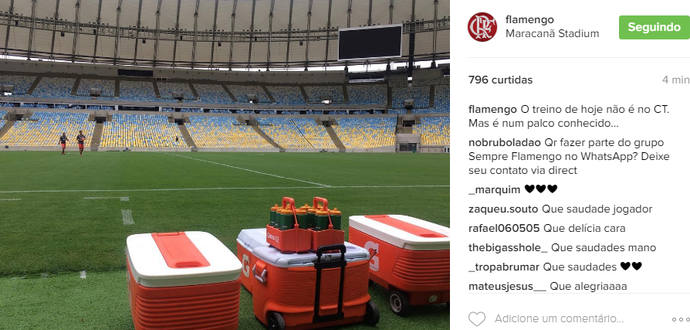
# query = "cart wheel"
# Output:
<box><xmin>267</xmin><ymin>312</ymin><xmax>285</xmax><ymax>330</ymax></box>
<box><xmin>389</xmin><ymin>290</ymin><xmax>411</xmax><ymax>316</ymax></box>
<box><xmin>364</xmin><ymin>300</ymin><xmax>380</xmax><ymax>326</ymax></box>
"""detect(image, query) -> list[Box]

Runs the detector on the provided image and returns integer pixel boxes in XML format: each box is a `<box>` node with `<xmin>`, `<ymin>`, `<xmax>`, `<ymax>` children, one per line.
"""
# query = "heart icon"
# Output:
<box><xmin>620</xmin><ymin>262</ymin><xmax>630</xmax><ymax>270</ymax></box>
<box><xmin>525</xmin><ymin>185</ymin><xmax>535</xmax><ymax>193</ymax></box>
<box><xmin>536</xmin><ymin>185</ymin><xmax>546</xmax><ymax>193</ymax></box>
<box><xmin>547</xmin><ymin>185</ymin><xmax>557</xmax><ymax>193</ymax></box>
<box><xmin>468</xmin><ymin>311</ymin><xmax>486</xmax><ymax>327</ymax></box>
<box><xmin>632</xmin><ymin>262</ymin><xmax>642</xmax><ymax>270</ymax></box>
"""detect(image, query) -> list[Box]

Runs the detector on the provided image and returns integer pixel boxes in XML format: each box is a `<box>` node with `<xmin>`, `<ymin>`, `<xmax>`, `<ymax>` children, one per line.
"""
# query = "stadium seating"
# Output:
<box><xmin>227</xmin><ymin>85</ymin><xmax>270</xmax><ymax>103</ymax></box>
<box><xmin>347</xmin><ymin>84</ymin><xmax>387</xmax><ymax>105</ymax></box>
<box><xmin>186</xmin><ymin>116</ymin><xmax>273</xmax><ymax>149</ymax></box>
<box><xmin>332</xmin><ymin>117</ymin><xmax>396</xmax><ymax>149</ymax></box>
<box><xmin>100</xmin><ymin>114</ymin><xmax>187</xmax><ymax>148</ymax></box>
<box><xmin>32</xmin><ymin>77</ymin><xmax>76</xmax><ymax>99</ymax></box>
<box><xmin>257</xmin><ymin>117</ymin><xmax>335</xmax><ymax>149</ymax></box>
<box><xmin>304</xmin><ymin>85</ymin><xmax>344</xmax><ymax>102</ymax></box>
<box><xmin>0</xmin><ymin>111</ymin><xmax>94</xmax><ymax>146</ymax></box>
<box><xmin>208</xmin><ymin>109</ymin><xmax>232</xmax><ymax>114</ymax></box>
<box><xmin>266</xmin><ymin>86</ymin><xmax>305</xmax><ymax>105</ymax></box>
<box><xmin>0</xmin><ymin>110</ymin><xmax>7</xmax><ymax>130</ymax></box>
<box><xmin>0</xmin><ymin>75</ymin><xmax>36</xmax><ymax>95</ymax></box>
<box><xmin>180</xmin><ymin>108</ymin><xmax>203</xmax><ymax>113</ymax></box>
<box><xmin>77</xmin><ymin>79</ymin><xmax>116</xmax><ymax>97</ymax></box>
<box><xmin>158</xmin><ymin>82</ymin><xmax>196</xmax><ymax>101</ymax></box>
<box><xmin>119</xmin><ymin>80</ymin><xmax>157</xmax><ymax>102</ymax></box>
<box><xmin>391</xmin><ymin>86</ymin><xmax>430</xmax><ymax>109</ymax></box>
<box><xmin>194</xmin><ymin>84</ymin><xmax>233</xmax><ymax>104</ymax></box>
<box><xmin>414</xmin><ymin>116</ymin><xmax>450</xmax><ymax>146</ymax></box>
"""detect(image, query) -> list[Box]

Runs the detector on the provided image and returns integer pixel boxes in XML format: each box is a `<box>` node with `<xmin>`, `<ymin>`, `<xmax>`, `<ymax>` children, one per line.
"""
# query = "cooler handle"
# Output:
<box><xmin>281</xmin><ymin>196</ymin><xmax>299</xmax><ymax>229</ymax></box>
<box><xmin>313</xmin><ymin>244</ymin><xmax>347</xmax><ymax>323</ymax></box>
<box><xmin>313</xmin><ymin>197</ymin><xmax>334</xmax><ymax>229</ymax></box>
<box><xmin>252</xmin><ymin>261</ymin><xmax>267</xmax><ymax>284</ymax></box>
<box><xmin>312</xmin><ymin>197</ymin><xmax>329</xmax><ymax>211</ymax></box>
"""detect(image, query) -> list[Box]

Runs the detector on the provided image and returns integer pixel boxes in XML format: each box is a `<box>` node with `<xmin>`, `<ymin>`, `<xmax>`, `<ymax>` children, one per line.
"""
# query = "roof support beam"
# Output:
<box><xmin>247</xmin><ymin>0</ymin><xmax>257</xmax><ymax>68</ymax></box>
<box><xmin>304</xmin><ymin>0</ymin><xmax>313</xmax><ymax>70</ymax></box>
<box><xmin>284</xmin><ymin>0</ymin><xmax>294</xmax><ymax>67</ymax></box>
<box><xmin>49</xmin><ymin>0</ymin><xmax>60</xmax><ymax>59</ymax></box>
<box><xmin>389</xmin><ymin>0</ymin><xmax>394</xmax><ymax>24</ymax></box>
<box><xmin>191</xmin><ymin>0</ymin><xmax>200</xmax><ymax>69</ymax></box>
<box><xmin>367</xmin><ymin>0</ymin><xmax>373</xmax><ymax>26</ymax></box>
<box><xmin>153</xmin><ymin>0</ymin><xmax>162</xmax><ymax>67</ymax></box>
<box><xmin>323</xmin><ymin>0</ymin><xmax>332</xmax><ymax>68</ymax></box>
<box><xmin>4</xmin><ymin>0</ymin><xmax>14</xmax><ymax>55</ymax></box>
<box><xmin>92</xmin><ymin>0</ymin><xmax>103</xmax><ymax>62</ymax></box>
<box><xmin>113</xmin><ymin>0</ymin><xmax>122</xmax><ymax>65</ymax></box>
<box><xmin>228</xmin><ymin>0</ymin><xmax>237</xmax><ymax>68</ymax></box>
<box><xmin>71</xmin><ymin>0</ymin><xmax>81</xmax><ymax>63</ymax></box>
<box><xmin>347</xmin><ymin>0</ymin><xmax>352</xmax><ymax>28</ymax></box>
<box><xmin>133</xmin><ymin>0</ymin><xmax>144</xmax><ymax>65</ymax></box>
<box><xmin>172</xmin><ymin>0</ymin><xmax>182</xmax><ymax>67</ymax></box>
<box><xmin>432</xmin><ymin>0</ymin><xmax>438</xmax><ymax>65</ymax></box>
<box><xmin>266</xmin><ymin>0</ymin><xmax>275</xmax><ymax>70</ymax></box>
<box><xmin>209</xmin><ymin>0</ymin><xmax>219</xmax><ymax>68</ymax></box>
<box><xmin>27</xmin><ymin>0</ymin><xmax>37</xmax><ymax>59</ymax></box>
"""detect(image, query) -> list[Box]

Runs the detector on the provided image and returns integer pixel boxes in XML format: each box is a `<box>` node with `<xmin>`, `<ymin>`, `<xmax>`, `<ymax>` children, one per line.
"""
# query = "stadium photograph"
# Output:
<box><xmin>0</xmin><ymin>0</ymin><xmax>449</xmax><ymax>329</ymax></box>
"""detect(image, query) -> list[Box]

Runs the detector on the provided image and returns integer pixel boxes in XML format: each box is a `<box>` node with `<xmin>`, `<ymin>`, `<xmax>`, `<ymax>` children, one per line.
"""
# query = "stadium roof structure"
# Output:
<box><xmin>0</xmin><ymin>0</ymin><xmax>449</xmax><ymax>70</ymax></box>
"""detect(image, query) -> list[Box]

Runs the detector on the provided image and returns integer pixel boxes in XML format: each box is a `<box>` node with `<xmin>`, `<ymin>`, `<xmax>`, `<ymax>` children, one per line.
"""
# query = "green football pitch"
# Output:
<box><xmin>0</xmin><ymin>151</ymin><xmax>450</xmax><ymax>329</ymax></box>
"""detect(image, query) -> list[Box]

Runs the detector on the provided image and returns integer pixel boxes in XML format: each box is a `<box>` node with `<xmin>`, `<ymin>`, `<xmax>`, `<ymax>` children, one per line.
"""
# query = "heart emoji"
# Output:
<box><xmin>547</xmin><ymin>185</ymin><xmax>557</xmax><ymax>193</ymax></box>
<box><xmin>525</xmin><ymin>185</ymin><xmax>535</xmax><ymax>193</ymax></box>
<box><xmin>620</xmin><ymin>262</ymin><xmax>630</xmax><ymax>270</ymax></box>
<box><xmin>468</xmin><ymin>311</ymin><xmax>486</xmax><ymax>327</ymax></box>
<box><xmin>536</xmin><ymin>185</ymin><xmax>546</xmax><ymax>193</ymax></box>
<box><xmin>632</xmin><ymin>262</ymin><xmax>642</xmax><ymax>270</ymax></box>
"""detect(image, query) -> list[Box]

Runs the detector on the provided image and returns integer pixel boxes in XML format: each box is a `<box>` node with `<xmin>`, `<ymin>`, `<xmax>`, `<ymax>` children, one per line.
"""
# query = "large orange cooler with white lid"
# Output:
<box><xmin>236</xmin><ymin>227</ymin><xmax>270</xmax><ymax>293</ymax></box>
<box><xmin>126</xmin><ymin>231</ymin><xmax>243</xmax><ymax>330</ymax></box>
<box><xmin>349</xmin><ymin>214</ymin><xmax>450</xmax><ymax>316</ymax></box>
<box><xmin>238</xmin><ymin>228</ymin><xmax>380</xmax><ymax>330</ymax></box>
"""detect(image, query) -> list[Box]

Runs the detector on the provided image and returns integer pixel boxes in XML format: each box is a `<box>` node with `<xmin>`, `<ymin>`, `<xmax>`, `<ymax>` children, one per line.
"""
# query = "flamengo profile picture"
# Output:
<box><xmin>468</xmin><ymin>12</ymin><xmax>497</xmax><ymax>42</ymax></box>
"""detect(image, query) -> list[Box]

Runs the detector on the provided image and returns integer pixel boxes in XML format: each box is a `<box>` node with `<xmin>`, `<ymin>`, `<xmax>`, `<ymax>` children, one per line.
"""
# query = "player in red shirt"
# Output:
<box><xmin>76</xmin><ymin>130</ymin><xmax>86</xmax><ymax>156</ymax></box>
<box><xmin>59</xmin><ymin>132</ymin><xmax>69</xmax><ymax>155</ymax></box>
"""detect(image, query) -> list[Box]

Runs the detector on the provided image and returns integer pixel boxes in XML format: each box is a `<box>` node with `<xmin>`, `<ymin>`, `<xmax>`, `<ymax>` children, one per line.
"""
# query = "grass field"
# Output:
<box><xmin>0</xmin><ymin>151</ymin><xmax>450</xmax><ymax>329</ymax></box>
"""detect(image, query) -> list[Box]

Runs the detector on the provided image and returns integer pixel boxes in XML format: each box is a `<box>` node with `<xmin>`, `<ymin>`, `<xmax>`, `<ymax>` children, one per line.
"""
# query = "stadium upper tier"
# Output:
<box><xmin>0</xmin><ymin>69</ymin><xmax>450</xmax><ymax>113</ymax></box>
<box><xmin>332</xmin><ymin>117</ymin><xmax>397</xmax><ymax>149</ymax></box>
<box><xmin>0</xmin><ymin>111</ymin><xmax>94</xmax><ymax>147</ymax></box>
<box><xmin>100</xmin><ymin>114</ymin><xmax>187</xmax><ymax>148</ymax></box>
<box><xmin>187</xmin><ymin>116</ymin><xmax>273</xmax><ymax>149</ymax></box>
<box><xmin>414</xmin><ymin>116</ymin><xmax>450</xmax><ymax>146</ymax></box>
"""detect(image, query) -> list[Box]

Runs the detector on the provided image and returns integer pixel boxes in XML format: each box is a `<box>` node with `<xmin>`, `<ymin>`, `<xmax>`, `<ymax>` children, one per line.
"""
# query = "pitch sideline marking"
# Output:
<box><xmin>166</xmin><ymin>153</ymin><xmax>332</xmax><ymax>187</ymax></box>
<box><xmin>0</xmin><ymin>185</ymin><xmax>449</xmax><ymax>194</ymax></box>
<box><xmin>121</xmin><ymin>209</ymin><xmax>134</xmax><ymax>225</ymax></box>
<box><xmin>0</xmin><ymin>198</ymin><xmax>21</xmax><ymax>201</ymax></box>
<box><xmin>83</xmin><ymin>197</ymin><xmax>129</xmax><ymax>201</ymax></box>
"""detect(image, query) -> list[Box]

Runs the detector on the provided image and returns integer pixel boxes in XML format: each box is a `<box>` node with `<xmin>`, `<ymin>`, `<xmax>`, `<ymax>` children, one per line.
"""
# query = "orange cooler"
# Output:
<box><xmin>126</xmin><ymin>231</ymin><xmax>243</xmax><ymax>330</ymax></box>
<box><xmin>238</xmin><ymin>228</ymin><xmax>380</xmax><ymax>330</ymax></box>
<box><xmin>236</xmin><ymin>227</ymin><xmax>271</xmax><ymax>293</ymax></box>
<box><xmin>349</xmin><ymin>215</ymin><xmax>450</xmax><ymax>316</ymax></box>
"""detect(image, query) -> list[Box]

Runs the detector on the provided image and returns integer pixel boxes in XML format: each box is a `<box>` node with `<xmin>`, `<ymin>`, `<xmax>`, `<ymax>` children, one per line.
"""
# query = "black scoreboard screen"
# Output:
<box><xmin>338</xmin><ymin>25</ymin><xmax>403</xmax><ymax>61</ymax></box>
